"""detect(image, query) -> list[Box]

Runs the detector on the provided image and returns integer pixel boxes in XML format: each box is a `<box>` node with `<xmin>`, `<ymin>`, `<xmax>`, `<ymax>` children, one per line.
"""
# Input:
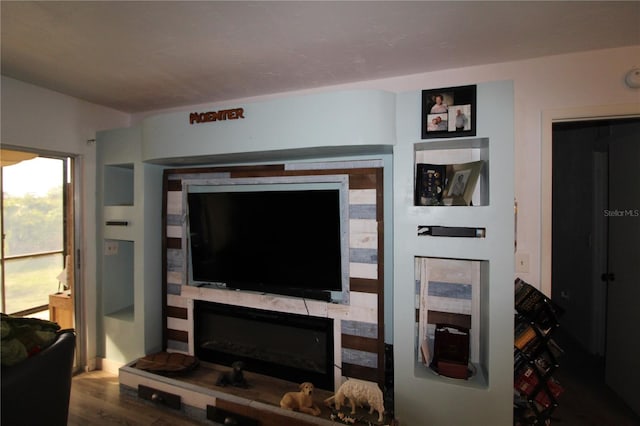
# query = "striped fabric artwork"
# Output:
<box><xmin>417</xmin><ymin>257</ymin><xmax>480</xmax><ymax>364</ymax></box>
<box><xmin>421</xmin><ymin>280</ymin><xmax>473</xmax><ymax>365</ymax></box>
<box><xmin>425</xmin><ymin>280</ymin><xmax>472</xmax><ymax>337</ymax></box>
<box><xmin>427</xmin><ymin>281</ymin><xmax>472</xmax><ymax>314</ymax></box>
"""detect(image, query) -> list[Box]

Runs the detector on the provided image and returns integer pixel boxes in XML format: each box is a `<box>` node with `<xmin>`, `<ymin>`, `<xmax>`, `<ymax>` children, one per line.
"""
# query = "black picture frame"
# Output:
<box><xmin>415</xmin><ymin>163</ymin><xmax>446</xmax><ymax>206</ymax></box>
<box><xmin>421</xmin><ymin>85</ymin><xmax>476</xmax><ymax>139</ymax></box>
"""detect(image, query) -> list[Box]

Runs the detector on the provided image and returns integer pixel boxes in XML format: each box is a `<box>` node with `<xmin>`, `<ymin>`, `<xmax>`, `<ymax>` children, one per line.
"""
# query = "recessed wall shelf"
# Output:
<box><xmin>104</xmin><ymin>163</ymin><xmax>134</xmax><ymax>206</ymax></box>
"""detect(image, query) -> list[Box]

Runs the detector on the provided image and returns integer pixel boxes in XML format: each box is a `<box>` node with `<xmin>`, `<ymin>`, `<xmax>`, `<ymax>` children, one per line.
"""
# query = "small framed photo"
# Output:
<box><xmin>442</xmin><ymin>160</ymin><xmax>484</xmax><ymax>206</ymax></box>
<box><xmin>421</xmin><ymin>85</ymin><xmax>476</xmax><ymax>139</ymax></box>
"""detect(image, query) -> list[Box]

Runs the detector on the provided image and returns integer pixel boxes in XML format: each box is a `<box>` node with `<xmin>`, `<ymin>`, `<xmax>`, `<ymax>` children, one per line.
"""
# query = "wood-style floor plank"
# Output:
<box><xmin>68</xmin><ymin>370</ymin><xmax>207</xmax><ymax>425</ymax></box>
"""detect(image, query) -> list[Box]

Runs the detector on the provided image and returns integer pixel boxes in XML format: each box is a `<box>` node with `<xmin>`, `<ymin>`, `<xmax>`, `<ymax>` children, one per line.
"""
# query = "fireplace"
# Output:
<box><xmin>194</xmin><ymin>300</ymin><xmax>335</xmax><ymax>390</ymax></box>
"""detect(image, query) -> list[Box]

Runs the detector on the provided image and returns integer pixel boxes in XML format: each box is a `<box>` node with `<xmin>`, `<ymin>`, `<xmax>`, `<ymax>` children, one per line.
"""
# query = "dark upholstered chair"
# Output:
<box><xmin>1</xmin><ymin>329</ymin><xmax>76</xmax><ymax>426</ymax></box>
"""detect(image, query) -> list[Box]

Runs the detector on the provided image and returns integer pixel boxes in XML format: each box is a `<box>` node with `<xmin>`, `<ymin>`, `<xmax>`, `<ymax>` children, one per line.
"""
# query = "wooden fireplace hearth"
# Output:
<box><xmin>119</xmin><ymin>360</ymin><xmax>391</xmax><ymax>425</ymax></box>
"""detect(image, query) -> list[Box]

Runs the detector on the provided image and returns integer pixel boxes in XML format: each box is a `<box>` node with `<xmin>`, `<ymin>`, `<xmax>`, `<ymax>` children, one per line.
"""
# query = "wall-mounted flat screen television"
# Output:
<box><xmin>187</xmin><ymin>184</ymin><xmax>344</xmax><ymax>301</ymax></box>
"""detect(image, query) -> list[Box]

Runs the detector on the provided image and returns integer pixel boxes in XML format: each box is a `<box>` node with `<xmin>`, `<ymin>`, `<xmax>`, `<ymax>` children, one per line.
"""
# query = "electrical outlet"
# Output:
<box><xmin>515</xmin><ymin>253</ymin><xmax>529</xmax><ymax>273</ymax></box>
<box><xmin>104</xmin><ymin>240</ymin><xmax>119</xmax><ymax>256</ymax></box>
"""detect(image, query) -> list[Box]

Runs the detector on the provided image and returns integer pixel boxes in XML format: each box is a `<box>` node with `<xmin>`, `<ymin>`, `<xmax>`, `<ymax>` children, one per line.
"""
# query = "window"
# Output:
<box><xmin>1</xmin><ymin>150</ymin><xmax>71</xmax><ymax>317</ymax></box>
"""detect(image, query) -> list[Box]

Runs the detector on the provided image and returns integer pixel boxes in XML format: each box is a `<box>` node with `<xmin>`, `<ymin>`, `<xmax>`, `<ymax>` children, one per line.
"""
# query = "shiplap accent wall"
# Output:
<box><xmin>161</xmin><ymin>162</ymin><xmax>385</xmax><ymax>389</ymax></box>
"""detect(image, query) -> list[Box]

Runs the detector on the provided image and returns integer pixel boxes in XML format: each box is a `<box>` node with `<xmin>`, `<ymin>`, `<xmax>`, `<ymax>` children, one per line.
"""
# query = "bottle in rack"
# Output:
<box><xmin>513</xmin><ymin>278</ymin><xmax>565</xmax><ymax>425</ymax></box>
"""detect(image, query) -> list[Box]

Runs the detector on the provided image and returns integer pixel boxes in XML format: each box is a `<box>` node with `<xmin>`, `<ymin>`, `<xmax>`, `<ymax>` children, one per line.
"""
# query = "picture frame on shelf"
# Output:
<box><xmin>442</xmin><ymin>160</ymin><xmax>484</xmax><ymax>206</ymax></box>
<box><xmin>421</xmin><ymin>85</ymin><xmax>477</xmax><ymax>139</ymax></box>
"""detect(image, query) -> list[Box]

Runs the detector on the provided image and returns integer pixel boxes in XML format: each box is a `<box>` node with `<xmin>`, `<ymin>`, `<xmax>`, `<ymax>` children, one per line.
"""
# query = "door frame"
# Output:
<box><xmin>0</xmin><ymin>145</ymin><xmax>86</xmax><ymax>372</ymax></box>
<box><xmin>540</xmin><ymin>103</ymin><xmax>640</xmax><ymax>297</ymax></box>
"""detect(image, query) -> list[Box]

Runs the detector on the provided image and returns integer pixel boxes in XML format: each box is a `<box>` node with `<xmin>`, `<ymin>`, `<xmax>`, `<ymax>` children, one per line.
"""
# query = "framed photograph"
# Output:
<box><xmin>442</xmin><ymin>160</ymin><xmax>484</xmax><ymax>206</ymax></box>
<box><xmin>421</xmin><ymin>85</ymin><xmax>476</xmax><ymax>139</ymax></box>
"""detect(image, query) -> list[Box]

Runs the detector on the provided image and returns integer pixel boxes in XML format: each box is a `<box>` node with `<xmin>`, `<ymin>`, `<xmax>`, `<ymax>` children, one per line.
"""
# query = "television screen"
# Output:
<box><xmin>187</xmin><ymin>188</ymin><xmax>343</xmax><ymax>300</ymax></box>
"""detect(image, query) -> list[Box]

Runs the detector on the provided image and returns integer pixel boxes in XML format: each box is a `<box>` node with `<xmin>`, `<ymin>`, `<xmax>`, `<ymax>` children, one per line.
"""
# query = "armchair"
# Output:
<box><xmin>1</xmin><ymin>329</ymin><xmax>76</xmax><ymax>426</ymax></box>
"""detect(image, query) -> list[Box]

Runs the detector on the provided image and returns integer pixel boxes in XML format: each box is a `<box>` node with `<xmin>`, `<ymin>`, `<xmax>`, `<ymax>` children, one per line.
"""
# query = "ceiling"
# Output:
<box><xmin>2</xmin><ymin>1</ymin><xmax>638</xmax><ymax>113</ymax></box>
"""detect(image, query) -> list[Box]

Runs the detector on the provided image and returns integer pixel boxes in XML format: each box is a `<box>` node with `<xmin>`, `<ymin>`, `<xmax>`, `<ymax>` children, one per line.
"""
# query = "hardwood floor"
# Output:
<box><xmin>68</xmin><ymin>370</ymin><xmax>207</xmax><ymax>425</ymax></box>
<box><xmin>70</xmin><ymin>365</ymin><xmax>338</xmax><ymax>426</ymax></box>
<box><xmin>71</xmin><ymin>355</ymin><xmax>640</xmax><ymax>426</ymax></box>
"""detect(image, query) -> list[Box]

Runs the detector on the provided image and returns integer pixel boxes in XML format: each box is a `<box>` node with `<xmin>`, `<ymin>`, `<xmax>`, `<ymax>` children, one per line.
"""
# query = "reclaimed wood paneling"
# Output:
<box><xmin>166</xmin><ymin>191</ymin><xmax>182</xmax><ymax>215</ymax></box>
<box><xmin>167</xmin><ymin>180</ymin><xmax>182</xmax><ymax>192</ymax></box>
<box><xmin>167</xmin><ymin>329</ymin><xmax>188</xmax><ymax>342</ymax></box>
<box><xmin>349</xmin><ymin>172</ymin><xmax>378</xmax><ymax>190</ymax></box>
<box><xmin>167</xmin><ymin>306</ymin><xmax>188</xmax><ymax>320</ymax></box>
<box><xmin>167</xmin><ymin>271</ymin><xmax>182</xmax><ymax>286</ymax></box>
<box><xmin>342</xmin><ymin>348</ymin><xmax>378</xmax><ymax>369</ymax></box>
<box><xmin>167</xmin><ymin>317</ymin><xmax>189</xmax><ymax>332</ymax></box>
<box><xmin>166</xmin><ymin>238</ymin><xmax>181</xmax><ymax>249</ymax></box>
<box><xmin>342</xmin><ymin>334</ymin><xmax>379</xmax><ymax>353</ymax></box>
<box><xmin>349</xmin><ymin>278</ymin><xmax>379</xmax><ymax>294</ymax></box>
<box><xmin>427</xmin><ymin>311</ymin><xmax>472</xmax><ymax>329</ymax></box>
<box><xmin>162</xmin><ymin>164</ymin><xmax>386</xmax><ymax>388</ymax></box>
<box><xmin>341</xmin><ymin>363</ymin><xmax>378</xmax><ymax>383</ymax></box>
<box><xmin>342</xmin><ymin>320</ymin><xmax>377</xmax><ymax>338</ymax></box>
<box><xmin>166</xmin><ymin>225</ymin><xmax>182</xmax><ymax>239</ymax></box>
<box><xmin>349</xmin><ymin>262</ymin><xmax>377</xmax><ymax>280</ymax></box>
<box><xmin>167</xmin><ymin>294</ymin><xmax>188</xmax><ymax>308</ymax></box>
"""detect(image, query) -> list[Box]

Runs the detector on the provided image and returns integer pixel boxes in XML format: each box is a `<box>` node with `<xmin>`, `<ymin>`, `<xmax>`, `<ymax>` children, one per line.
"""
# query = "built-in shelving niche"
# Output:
<box><xmin>103</xmin><ymin>239</ymin><xmax>134</xmax><ymax>321</ymax></box>
<box><xmin>414</xmin><ymin>138</ymin><xmax>489</xmax><ymax>207</ymax></box>
<box><xmin>104</xmin><ymin>163</ymin><xmax>134</xmax><ymax>206</ymax></box>
<box><xmin>414</xmin><ymin>256</ymin><xmax>489</xmax><ymax>389</ymax></box>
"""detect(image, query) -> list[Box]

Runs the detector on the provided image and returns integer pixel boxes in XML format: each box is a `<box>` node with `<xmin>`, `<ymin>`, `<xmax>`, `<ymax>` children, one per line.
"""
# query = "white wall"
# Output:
<box><xmin>134</xmin><ymin>45</ymin><xmax>640</xmax><ymax>292</ymax></box>
<box><xmin>1</xmin><ymin>76</ymin><xmax>130</xmax><ymax>367</ymax></box>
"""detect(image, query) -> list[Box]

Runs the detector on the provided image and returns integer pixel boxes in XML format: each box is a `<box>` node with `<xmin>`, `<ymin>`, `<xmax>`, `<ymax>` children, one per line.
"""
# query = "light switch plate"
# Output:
<box><xmin>515</xmin><ymin>253</ymin><xmax>529</xmax><ymax>273</ymax></box>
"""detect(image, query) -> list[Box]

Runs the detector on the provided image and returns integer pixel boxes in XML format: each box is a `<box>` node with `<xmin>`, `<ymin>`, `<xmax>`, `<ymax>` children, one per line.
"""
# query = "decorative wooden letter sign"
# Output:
<box><xmin>189</xmin><ymin>108</ymin><xmax>245</xmax><ymax>125</ymax></box>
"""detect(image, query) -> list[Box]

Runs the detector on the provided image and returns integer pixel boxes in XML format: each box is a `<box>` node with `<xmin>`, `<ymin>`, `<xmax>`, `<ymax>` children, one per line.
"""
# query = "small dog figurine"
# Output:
<box><xmin>280</xmin><ymin>382</ymin><xmax>321</xmax><ymax>416</ymax></box>
<box><xmin>215</xmin><ymin>361</ymin><xmax>248</xmax><ymax>388</ymax></box>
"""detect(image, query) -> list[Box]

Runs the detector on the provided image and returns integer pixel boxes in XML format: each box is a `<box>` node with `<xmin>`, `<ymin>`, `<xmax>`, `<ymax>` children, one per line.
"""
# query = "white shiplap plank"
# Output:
<box><xmin>327</xmin><ymin>302</ymin><xmax>376</xmax><ymax>323</ymax></box>
<box><xmin>349</xmin><ymin>219</ymin><xmax>377</xmax><ymax>234</ymax></box>
<box><xmin>166</xmin><ymin>191</ymin><xmax>183</xmax><ymax>215</ymax></box>
<box><xmin>333</xmin><ymin>318</ymin><xmax>343</xmax><ymax>392</ymax></box>
<box><xmin>427</xmin><ymin>296</ymin><xmax>472</xmax><ymax>315</ymax></box>
<box><xmin>181</xmin><ymin>286</ymin><xmax>329</xmax><ymax>318</ymax></box>
<box><xmin>348</xmin><ymin>291</ymin><xmax>378</xmax><ymax>312</ymax></box>
<box><xmin>350</xmin><ymin>231</ymin><xmax>378</xmax><ymax>249</ymax></box>
<box><xmin>349</xmin><ymin>189</ymin><xmax>376</xmax><ymax>205</ymax></box>
<box><xmin>167</xmin><ymin>317</ymin><xmax>189</xmax><ymax>332</ymax></box>
<box><xmin>349</xmin><ymin>262</ymin><xmax>378</xmax><ymax>279</ymax></box>
<box><xmin>167</xmin><ymin>225</ymin><xmax>182</xmax><ymax>239</ymax></box>
<box><xmin>167</xmin><ymin>271</ymin><xmax>183</xmax><ymax>285</ymax></box>
<box><xmin>167</xmin><ymin>294</ymin><xmax>189</xmax><ymax>309</ymax></box>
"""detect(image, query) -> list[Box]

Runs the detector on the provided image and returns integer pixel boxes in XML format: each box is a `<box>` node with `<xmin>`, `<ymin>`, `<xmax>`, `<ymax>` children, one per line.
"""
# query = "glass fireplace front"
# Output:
<box><xmin>194</xmin><ymin>300</ymin><xmax>335</xmax><ymax>390</ymax></box>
